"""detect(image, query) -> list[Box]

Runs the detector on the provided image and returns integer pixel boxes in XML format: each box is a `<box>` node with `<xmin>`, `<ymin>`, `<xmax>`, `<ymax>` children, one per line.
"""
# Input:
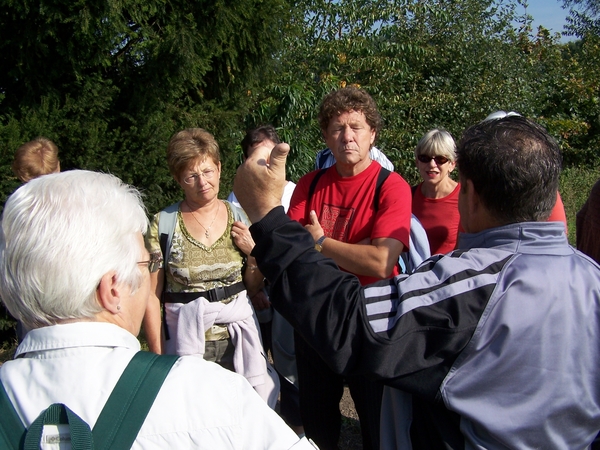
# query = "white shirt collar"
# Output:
<box><xmin>15</xmin><ymin>322</ymin><xmax>141</xmax><ymax>358</ymax></box>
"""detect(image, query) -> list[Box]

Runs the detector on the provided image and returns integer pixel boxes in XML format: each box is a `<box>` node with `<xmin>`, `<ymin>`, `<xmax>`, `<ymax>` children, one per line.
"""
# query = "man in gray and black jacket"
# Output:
<box><xmin>233</xmin><ymin>115</ymin><xmax>600</xmax><ymax>449</ymax></box>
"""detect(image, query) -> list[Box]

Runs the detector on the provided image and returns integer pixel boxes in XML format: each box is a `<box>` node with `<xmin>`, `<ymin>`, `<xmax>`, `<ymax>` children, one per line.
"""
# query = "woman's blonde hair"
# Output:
<box><xmin>167</xmin><ymin>128</ymin><xmax>220</xmax><ymax>181</ymax></box>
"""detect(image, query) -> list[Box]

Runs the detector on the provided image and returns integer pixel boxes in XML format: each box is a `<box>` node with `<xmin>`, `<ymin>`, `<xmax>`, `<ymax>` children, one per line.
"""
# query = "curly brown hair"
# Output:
<box><xmin>318</xmin><ymin>87</ymin><xmax>382</xmax><ymax>138</ymax></box>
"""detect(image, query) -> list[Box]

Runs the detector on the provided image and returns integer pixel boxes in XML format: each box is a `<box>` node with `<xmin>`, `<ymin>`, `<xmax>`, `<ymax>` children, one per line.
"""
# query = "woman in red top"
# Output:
<box><xmin>412</xmin><ymin>129</ymin><xmax>462</xmax><ymax>255</ymax></box>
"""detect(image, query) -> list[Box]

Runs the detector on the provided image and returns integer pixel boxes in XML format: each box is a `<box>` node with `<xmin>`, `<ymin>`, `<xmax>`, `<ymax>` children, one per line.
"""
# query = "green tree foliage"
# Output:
<box><xmin>0</xmin><ymin>0</ymin><xmax>599</xmax><ymax>337</ymax></box>
<box><xmin>549</xmin><ymin>1</ymin><xmax>600</xmax><ymax>166</ymax></box>
<box><xmin>563</xmin><ymin>0</ymin><xmax>600</xmax><ymax>37</ymax></box>
<box><xmin>1</xmin><ymin>0</ymin><xmax>599</xmax><ymax>200</ymax></box>
<box><xmin>246</xmin><ymin>0</ymin><xmax>592</xmax><ymax>185</ymax></box>
<box><xmin>0</xmin><ymin>0</ymin><xmax>290</xmax><ymax>213</ymax></box>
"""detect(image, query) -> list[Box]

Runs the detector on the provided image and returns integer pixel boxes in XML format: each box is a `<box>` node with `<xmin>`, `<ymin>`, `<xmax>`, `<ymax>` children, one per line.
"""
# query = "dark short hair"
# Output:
<box><xmin>318</xmin><ymin>87</ymin><xmax>382</xmax><ymax>138</ymax></box>
<box><xmin>457</xmin><ymin>116</ymin><xmax>562</xmax><ymax>224</ymax></box>
<box><xmin>240</xmin><ymin>125</ymin><xmax>281</xmax><ymax>158</ymax></box>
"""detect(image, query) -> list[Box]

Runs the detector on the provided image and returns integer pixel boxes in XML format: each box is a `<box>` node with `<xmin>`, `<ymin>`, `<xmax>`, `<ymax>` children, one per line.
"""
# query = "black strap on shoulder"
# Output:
<box><xmin>305</xmin><ymin>169</ymin><xmax>327</xmax><ymax>219</ymax></box>
<box><xmin>306</xmin><ymin>167</ymin><xmax>391</xmax><ymax>217</ymax></box>
<box><xmin>157</xmin><ymin>202</ymin><xmax>182</xmax><ymax>341</ymax></box>
<box><xmin>373</xmin><ymin>168</ymin><xmax>391</xmax><ymax>212</ymax></box>
<box><xmin>159</xmin><ymin>232</ymin><xmax>170</xmax><ymax>340</ymax></box>
<box><xmin>93</xmin><ymin>352</ymin><xmax>179</xmax><ymax>450</ymax></box>
<box><xmin>159</xmin><ymin>232</ymin><xmax>168</xmax><ymax>264</ymax></box>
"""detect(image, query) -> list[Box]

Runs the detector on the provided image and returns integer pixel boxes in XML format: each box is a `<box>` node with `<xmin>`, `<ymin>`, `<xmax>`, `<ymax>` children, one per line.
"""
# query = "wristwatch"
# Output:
<box><xmin>315</xmin><ymin>235</ymin><xmax>327</xmax><ymax>252</ymax></box>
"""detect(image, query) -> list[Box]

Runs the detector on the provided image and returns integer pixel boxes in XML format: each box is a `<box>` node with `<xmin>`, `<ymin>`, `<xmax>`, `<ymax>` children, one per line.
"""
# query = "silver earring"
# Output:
<box><xmin>117</xmin><ymin>305</ymin><xmax>121</xmax><ymax>311</ymax></box>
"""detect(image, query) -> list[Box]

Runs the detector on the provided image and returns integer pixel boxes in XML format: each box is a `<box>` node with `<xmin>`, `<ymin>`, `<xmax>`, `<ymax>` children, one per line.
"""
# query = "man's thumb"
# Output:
<box><xmin>269</xmin><ymin>143</ymin><xmax>290</xmax><ymax>171</ymax></box>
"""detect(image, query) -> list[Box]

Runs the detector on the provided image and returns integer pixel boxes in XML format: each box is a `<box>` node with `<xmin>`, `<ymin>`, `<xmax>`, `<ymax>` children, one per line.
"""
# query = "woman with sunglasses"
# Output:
<box><xmin>144</xmin><ymin>128</ymin><xmax>278</xmax><ymax>407</ymax></box>
<box><xmin>412</xmin><ymin>129</ymin><xmax>462</xmax><ymax>255</ymax></box>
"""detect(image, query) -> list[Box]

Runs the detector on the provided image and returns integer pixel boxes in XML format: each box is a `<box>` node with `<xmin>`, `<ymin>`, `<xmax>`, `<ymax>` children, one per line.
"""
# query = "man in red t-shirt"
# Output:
<box><xmin>287</xmin><ymin>87</ymin><xmax>411</xmax><ymax>450</ymax></box>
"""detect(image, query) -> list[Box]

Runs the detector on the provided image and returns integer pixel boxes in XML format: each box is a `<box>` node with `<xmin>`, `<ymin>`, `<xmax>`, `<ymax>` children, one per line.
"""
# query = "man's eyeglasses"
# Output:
<box><xmin>417</xmin><ymin>154</ymin><xmax>449</xmax><ymax>165</ymax></box>
<box><xmin>183</xmin><ymin>169</ymin><xmax>217</xmax><ymax>185</ymax></box>
<box><xmin>138</xmin><ymin>253</ymin><xmax>163</xmax><ymax>273</ymax></box>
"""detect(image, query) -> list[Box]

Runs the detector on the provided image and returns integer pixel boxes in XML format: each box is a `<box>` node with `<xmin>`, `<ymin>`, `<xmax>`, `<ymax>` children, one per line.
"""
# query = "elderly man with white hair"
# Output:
<box><xmin>0</xmin><ymin>170</ymin><xmax>315</xmax><ymax>449</ymax></box>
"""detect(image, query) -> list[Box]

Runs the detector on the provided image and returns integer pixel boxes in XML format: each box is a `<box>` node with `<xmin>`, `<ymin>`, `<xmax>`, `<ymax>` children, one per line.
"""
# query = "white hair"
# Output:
<box><xmin>414</xmin><ymin>128</ymin><xmax>457</xmax><ymax>162</ymax></box>
<box><xmin>483</xmin><ymin>110</ymin><xmax>521</xmax><ymax>122</ymax></box>
<box><xmin>0</xmin><ymin>170</ymin><xmax>148</xmax><ymax>329</ymax></box>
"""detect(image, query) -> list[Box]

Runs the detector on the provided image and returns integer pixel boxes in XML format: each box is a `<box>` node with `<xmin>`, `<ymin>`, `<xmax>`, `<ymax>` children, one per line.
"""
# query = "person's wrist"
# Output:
<box><xmin>246</xmin><ymin>202</ymin><xmax>282</xmax><ymax>225</ymax></box>
<box><xmin>315</xmin><ymin>235</ymin><xmax>327</xmax><ymax>252</ymax></box>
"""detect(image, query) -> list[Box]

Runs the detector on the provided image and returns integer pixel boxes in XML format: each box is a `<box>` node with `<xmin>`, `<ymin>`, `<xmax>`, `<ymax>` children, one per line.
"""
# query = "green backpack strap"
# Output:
<box><xmin>0</xmin><ymin>383</ymin><xmax>26</xmax><ymax>449</ymax></box>
<box><xmin>92</xmin><ymin>351</ymin><xmax>179</xmax><ymax>450</ymax></box>
<box><xmin>0</xmin><ymin>386</ymin><xmax>94</xmax><ymax>450</ymax></box>
<box><xmin>24</xmin><ymin>403</ymin><xmax>93</xmax><ymax>450</ymax></box>
<box><xmin>0</xmin><ymin>351</ymin><xmax>178</xmax><ymax>450</ymax></box>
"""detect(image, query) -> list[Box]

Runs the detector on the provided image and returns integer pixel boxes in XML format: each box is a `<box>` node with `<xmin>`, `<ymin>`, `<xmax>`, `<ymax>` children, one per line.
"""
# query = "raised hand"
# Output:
<box><xmin>233</xmin><ymin>143</ymin><xmax>290</xmax><ymax>223</ymax></box>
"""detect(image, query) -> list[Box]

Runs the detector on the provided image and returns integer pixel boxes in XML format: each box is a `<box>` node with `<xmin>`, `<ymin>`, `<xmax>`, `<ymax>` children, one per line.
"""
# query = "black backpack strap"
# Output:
<box><xmin>158</xmin><ymin>231</ymin><xmax>171</xmax><ymax>340</ymax></box>
<box><xmin>305</xmin><ymin>169</ymin><xmax>327</xmax><ymax>219</ymax></box>
<box><xmin>373</xmin><ymin>168</ymin><xmax>391</xmax><ymax>212</ymax></box>
<box><xmin>157</xmin><ymin>202</ymin><xmax>180</xmax><ymax>341</ymax></box>
<box><xmin>0</xmin><ymin>382</ymin><xmax>26</xmax><ymax>449</ymax></box>
<box><xmin>93</xmin><ymin>352</ymin><xmax>179</xmax><ymax>450</ymax></box>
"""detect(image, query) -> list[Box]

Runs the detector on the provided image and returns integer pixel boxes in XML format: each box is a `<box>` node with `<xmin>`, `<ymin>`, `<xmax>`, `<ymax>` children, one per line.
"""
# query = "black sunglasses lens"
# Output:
<box><xmin>418</xmin><ymin>155</ymin><xmax>449</xmax><ymax>165</ymax></box>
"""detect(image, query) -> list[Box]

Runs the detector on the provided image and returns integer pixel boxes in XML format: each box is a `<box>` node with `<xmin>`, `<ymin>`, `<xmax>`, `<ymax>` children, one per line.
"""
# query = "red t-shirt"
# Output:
<box><xmin>412</xmin><ymin>183</ymin><xmax>462</xmax><ymax>255</ymax></box>
<box><xmin>288</xmin><ymin>162</ymin><xmax>411</xmax><ymax>285</ymax></box>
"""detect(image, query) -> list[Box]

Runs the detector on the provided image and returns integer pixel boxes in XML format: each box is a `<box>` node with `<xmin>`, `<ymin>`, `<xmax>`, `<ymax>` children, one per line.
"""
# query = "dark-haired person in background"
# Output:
<box><xmin>483</xmin><ymin>111</ymin><xmax>569</xmax><ymax>232</ymax></box>
<box><xmin>234</xmin><ymin>114</ymin><xmax>600</xmax><ymax>449</ymax></box>
<box><xmin>228</xmin><ymin>126</ymin><xmax>303</xmax><ymax>435</ymax></box>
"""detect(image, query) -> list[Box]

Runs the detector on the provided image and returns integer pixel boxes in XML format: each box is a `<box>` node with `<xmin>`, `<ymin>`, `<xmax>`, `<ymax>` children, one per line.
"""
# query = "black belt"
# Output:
<box><xmin>162</xmin><ymin>281</ymin><xmax>245</xmax><ymax>304</ymax></box>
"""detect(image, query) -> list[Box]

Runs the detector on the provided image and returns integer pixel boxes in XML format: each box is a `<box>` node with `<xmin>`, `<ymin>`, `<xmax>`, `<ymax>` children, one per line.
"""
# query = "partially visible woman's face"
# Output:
<box><xmin>416</xmin><ymin>152</ymin><xmax>456</xmax><ymax>186</ymax></box>
<box><xmin>178</xmin><ymin>157</ymin><xmax>221</xmax><ymax>203</ymax></box>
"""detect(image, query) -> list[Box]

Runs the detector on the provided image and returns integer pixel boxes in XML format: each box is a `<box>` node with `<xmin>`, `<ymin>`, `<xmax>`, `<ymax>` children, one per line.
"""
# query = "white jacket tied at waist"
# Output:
<box><xmin>167</xmin><ymin>291</ymin><xmax>279</xmax><ymax>408</ymax></box>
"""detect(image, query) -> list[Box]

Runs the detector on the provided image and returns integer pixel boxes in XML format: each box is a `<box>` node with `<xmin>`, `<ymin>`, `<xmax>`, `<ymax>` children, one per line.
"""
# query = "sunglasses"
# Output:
<box><xmin>417</xmin><ymin>154</ymin><xmax>449</xmax><ymax>165</ymax></box>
